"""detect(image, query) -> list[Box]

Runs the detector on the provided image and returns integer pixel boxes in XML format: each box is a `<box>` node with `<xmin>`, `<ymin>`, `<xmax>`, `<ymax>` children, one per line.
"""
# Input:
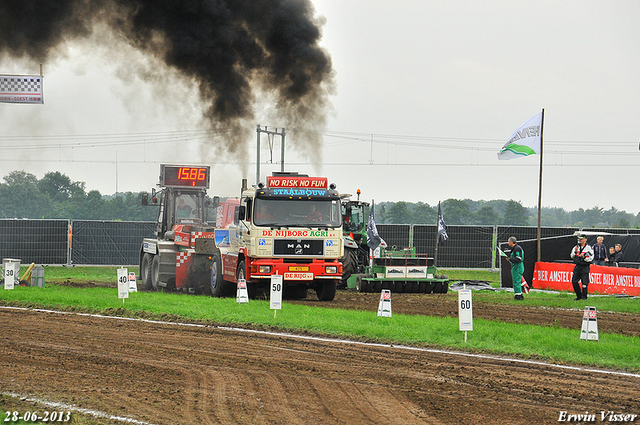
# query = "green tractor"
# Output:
<box><xmin>341</xmin><ymin>191</ymin><xmax>449</xmax><ymax>293</ymax></box>
<box><xmin>340</xmin><ymin>191</ymin><xmax>371</xmax><ymax>288</ymax></box>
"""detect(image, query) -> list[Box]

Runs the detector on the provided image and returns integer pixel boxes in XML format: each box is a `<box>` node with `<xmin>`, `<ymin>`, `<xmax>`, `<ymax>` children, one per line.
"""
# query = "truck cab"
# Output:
<box><xmin>212</xmin><ymin>172</ymin><xmax>344</xmax><ymax>301</ymax></box>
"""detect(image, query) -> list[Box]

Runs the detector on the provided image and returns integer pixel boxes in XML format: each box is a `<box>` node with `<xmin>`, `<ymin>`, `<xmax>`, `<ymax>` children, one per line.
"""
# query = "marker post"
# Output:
<box><xmin>237</xmin><ymin>279</ymin><xmax>249</xmax><ymax>303</ymax></box>
<box><xmin>270</xmin><ymin>274</ymin><xmax>283</xmax><ymax>318</ymax></box>
<box><xmin>458</xmin><ymin>284</ymin><xmax>473</xmax><ymax>342</ymax></box>
<box><xmin>580</xmin><ymin>306</ymin><xmax>599</xmax><ymax>341</ymax></box>
<box><xmin>117</xmin><ymin>268</ymin><xmax>129</xmax><ymax>304</ymax></box>
<box><xmin>3</xmin><ymin>262</ymin><xmax>16</xmax><ymax>290</ymax></box>
<box><xmin>128</xmin><ymin>272</ymin><xmax>137</xmax><ymax>292</ymax></box>
<box><xmin>377</xmin><ymin>290</ymin><xmax>392</xmax><ymax>317</ymax></box>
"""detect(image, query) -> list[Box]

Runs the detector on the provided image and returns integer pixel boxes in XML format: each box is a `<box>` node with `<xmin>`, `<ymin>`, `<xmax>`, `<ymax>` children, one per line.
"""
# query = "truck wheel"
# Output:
<box><xmin>151</xmin><ymin>255</ymin><xmax>162</xmax><ymax>291</ymax></box>
<box><xmin>210</xmin><ymin>253</ymin><xmax>226</xmax><ymax>297</ymax></box>
<box><xmin>140</xmin><ymin>253</ymin><xmax>154</xmax><ymax>290</ymax></box>
<box><xmin>340</xmin><ymin>248</ymin><xmax>358</xmax><ymax>289</ymax></box>
<box><xmin>355</xmin><ymin>274</ymin><xmax>365</xmax><ymax>292</ymax></box>
<box><xmin>316</xmin><ymin>280</ymin><xmax>337</xmax><ymax>301</ymax></box>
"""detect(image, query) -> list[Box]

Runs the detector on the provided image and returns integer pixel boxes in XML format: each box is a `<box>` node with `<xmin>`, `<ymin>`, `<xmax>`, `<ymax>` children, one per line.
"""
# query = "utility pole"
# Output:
<box><xmin>255</xmin><ymin>125</ymin><xmax>286</xmax><ymax>184</ymax></box>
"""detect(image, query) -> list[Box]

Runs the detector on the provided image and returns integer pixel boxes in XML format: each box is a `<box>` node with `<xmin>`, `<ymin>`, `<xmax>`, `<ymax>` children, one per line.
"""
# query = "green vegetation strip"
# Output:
<box><xmin>1</xmin><ymin>285</ymin><xmax>639</xmax><ymax>372</ymax></box>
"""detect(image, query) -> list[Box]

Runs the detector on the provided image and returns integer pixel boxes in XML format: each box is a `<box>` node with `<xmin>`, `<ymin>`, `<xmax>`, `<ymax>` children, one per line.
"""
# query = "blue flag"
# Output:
<box><xmin>367</xmin><ymin>200</ymin><xmax>382</xmax><ymax>250</ymax></box>
<box><xmin>437</xmin><ymin>202</ymin><xmax>448</xmax><ymax>245</ymax></box>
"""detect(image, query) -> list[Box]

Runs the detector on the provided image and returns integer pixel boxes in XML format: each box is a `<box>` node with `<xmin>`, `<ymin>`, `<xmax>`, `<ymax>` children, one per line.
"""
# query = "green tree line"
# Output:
<box><xmin>1</xmin><ymin>170</ymin><xmax>638</xmax><ymax>228</ymax></box>
<box><xmin>0</xmin><ymin>170</ymin><xmax>157</xmax><ymax>221</ymax></box>
<box><xmin>375</xmin><ymin>199</ymin><xmax>640</xmax><ymax>228</ymax></box>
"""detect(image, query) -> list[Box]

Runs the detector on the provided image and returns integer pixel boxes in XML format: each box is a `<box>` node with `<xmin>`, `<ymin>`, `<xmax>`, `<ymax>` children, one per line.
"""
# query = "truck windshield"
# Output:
<box><xmin>254</xmin><ymin>198</ymin><xmax>341</xmax><ymax>228</ymax></box>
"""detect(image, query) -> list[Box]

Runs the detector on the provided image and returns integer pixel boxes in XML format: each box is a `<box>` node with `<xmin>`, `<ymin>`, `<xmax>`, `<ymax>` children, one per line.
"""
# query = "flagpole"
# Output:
<box><xmin>434</xmin><ymin>201</ymin><xmax>442</xmax><ymax>268</ymax></box>
<box><xmin>537</xmin><ymin>108</ymin><xmax>545</xmax><ymax>262</ymax></box>
<box><xmin>433</xmin><ymin>201</ymin><xmax>440</xmax><ymax>267</ymax></box>
<box><xmin>434</xmin><ymin>203</ymin><xmax>440</xmax><ymax>268</ymax></box>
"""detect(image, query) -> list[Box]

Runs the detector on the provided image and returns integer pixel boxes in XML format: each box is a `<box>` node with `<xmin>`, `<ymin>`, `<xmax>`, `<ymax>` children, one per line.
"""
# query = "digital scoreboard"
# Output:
<box><xmin>160</xmin><ymin>165</ymin><xmax>210</xmax><ymax>189</ymax></box>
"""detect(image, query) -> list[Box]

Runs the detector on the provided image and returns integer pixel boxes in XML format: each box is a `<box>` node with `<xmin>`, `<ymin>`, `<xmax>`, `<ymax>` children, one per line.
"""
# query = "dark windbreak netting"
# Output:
<box><xmin>497</xmin><ymin>226</ymin><xmax>579</xmax><ymax>243</ymax></box>
<box><xmin>2</xmin><ymin>219</ymin><xmax>638</xmax><ymax>267</ymax></box>
<box><xmin>377</xmin><ymin>224</ymin><xmax>411</xmax><ymax>250</ymax></box>
<box><xmin>415</xmin><ymin>225</ymin><xmax>494</xmax><ymax>268</ymax></box>
<box><xmin>0</xmin><ymin>219</ymin><xmax>68</xmax><ymax>264</ymax></box>
<box><xmin>377</xmin><ymin>224</ymin><xmax>494</xmax><ymax>268</ymax></box>
<box><xmin>71</xmin><ymin>221</ymin><xmax>155</xmax><ymax>265</ymax></box>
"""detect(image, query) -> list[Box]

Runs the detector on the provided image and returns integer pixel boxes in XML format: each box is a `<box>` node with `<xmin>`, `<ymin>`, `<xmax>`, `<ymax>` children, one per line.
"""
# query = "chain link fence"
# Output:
<box><xmin>1</xmin><ymin>219</ymin><xmax>637</xmax><ymax>268</ymax></box>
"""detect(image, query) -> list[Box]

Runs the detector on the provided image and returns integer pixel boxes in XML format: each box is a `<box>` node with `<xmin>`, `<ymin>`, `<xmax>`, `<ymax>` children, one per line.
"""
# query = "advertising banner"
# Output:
<box><xmin>0</xmin><ymin>75</ymin><xmax>44</xmax><ymax>104</ymax></box>
<box><xmin>533</xmin><ymin>262</ymin><xmax>640</xmax><ymax>296</ymax></box>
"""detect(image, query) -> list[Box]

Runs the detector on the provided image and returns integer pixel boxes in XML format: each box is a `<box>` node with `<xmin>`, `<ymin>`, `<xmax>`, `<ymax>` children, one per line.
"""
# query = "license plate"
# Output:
<box><xmin>288</xmin><ymin>266</ymin><xmax>309</xmax><ymax>272</ymax></box>
<box><xmin>284</xmin><ymin>272</ymin><xmax>314</xmax><ymax>280</ymax></box>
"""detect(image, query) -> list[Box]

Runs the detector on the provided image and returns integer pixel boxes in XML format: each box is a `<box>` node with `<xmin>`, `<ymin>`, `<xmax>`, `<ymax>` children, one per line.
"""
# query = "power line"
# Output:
<box><xmin>0</xmin><ymin>127</ymin><xmax>638</xmax><ymax>161</ymax></box>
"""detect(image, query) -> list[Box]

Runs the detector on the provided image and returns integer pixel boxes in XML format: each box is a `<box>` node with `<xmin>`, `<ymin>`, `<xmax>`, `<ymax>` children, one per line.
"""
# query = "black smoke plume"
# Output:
<box><xmin>0</xmin><ymin>0</ymin><xmax>334</xmax><ymax>163</ymax></box>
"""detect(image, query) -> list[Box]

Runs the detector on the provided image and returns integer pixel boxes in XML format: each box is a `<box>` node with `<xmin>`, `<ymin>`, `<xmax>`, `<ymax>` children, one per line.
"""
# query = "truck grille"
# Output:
<box><xmin>273</xmin><ymin>239</ymin><xmax>324</xmax><ymax>256</ymax></box>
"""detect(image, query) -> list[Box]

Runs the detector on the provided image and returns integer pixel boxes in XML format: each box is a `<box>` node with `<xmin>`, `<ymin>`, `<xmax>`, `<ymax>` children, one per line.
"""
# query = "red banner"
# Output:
<box><xmin>533</xmin><ymin>262</ymin><xmax>640</xmax><ymax>296</ymax></box>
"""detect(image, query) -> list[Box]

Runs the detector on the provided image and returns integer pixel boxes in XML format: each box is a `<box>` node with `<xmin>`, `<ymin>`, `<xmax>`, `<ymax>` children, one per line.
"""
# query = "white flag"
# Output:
<box><xmin>366</xmin><ymin>200</ymin><xmax>382</xmax><ymax>250</ymax></box>
<box><xmin>497</xmin><ymin>112</ymin><xmax>542</xmax><ymax>160</ymax></box>
<box><xmin>437</xmin><ymin>202</ymin><xmax>448</xmax><ymax>245</ymax></box>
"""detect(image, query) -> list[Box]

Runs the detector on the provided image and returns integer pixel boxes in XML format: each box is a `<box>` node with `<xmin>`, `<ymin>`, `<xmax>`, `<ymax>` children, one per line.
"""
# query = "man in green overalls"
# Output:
<box><xmin>507</xmin><ymin>236</ymin><xmax>525</xmax><ymax>301</ymax></box>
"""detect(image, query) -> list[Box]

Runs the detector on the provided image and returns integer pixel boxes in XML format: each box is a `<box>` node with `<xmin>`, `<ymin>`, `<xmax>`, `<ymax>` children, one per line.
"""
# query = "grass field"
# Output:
<box><xmin>2</xmin><ymin>266</ymin><xmax>640</xmax><ymax>372</ymax></box>
<box><xmin>27</xmin><ymin>265</ymin><xmax>503</xmax><ymax>286</ymax></box>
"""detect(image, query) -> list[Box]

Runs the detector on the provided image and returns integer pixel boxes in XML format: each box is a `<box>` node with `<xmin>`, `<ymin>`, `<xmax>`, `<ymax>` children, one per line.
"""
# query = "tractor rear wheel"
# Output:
<box><xmin>340</xmin><ymin>248</ymin><xmax>358</xmax><ymax>289</ymax></box>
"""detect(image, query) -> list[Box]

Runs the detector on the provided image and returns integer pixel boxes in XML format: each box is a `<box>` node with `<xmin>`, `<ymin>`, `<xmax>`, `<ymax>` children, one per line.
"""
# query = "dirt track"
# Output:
<box><xmin>2</xmin><ymin>290</ymin><xmax>640</xmax><ymax>424</ymax></box>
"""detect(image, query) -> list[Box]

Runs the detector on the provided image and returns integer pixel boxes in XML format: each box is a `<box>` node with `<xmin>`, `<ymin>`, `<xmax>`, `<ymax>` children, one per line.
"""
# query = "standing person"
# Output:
<box><xmin>608</xmin><ymin>243</ymin><xmax>624</xmax><ymax>266</ymax></box>
<box><xmin>592</xmin><ymin>236</ymin><xmax>607</xmax><ymax>266</ymax></box>
<box><xmin>605</xmin><ymin>246</ymin><xmax>616</xmax><ymax>266</ymax></box>
<box><xmin>570</xmin><ymin>234</ymin><xmax>593</xmax><ymax>300</ymax></box>
<box><xmin>507</xmin><ymin>236</ymin><xmax>525</xmax><ymax>301</ymax></box>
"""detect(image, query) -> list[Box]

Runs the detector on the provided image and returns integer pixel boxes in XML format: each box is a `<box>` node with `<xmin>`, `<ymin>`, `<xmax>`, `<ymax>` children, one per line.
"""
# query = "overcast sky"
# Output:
<box><xmin>1</xmin><ymin>0</ymin><xmax>639</xmax><ymax>214</ymax></box>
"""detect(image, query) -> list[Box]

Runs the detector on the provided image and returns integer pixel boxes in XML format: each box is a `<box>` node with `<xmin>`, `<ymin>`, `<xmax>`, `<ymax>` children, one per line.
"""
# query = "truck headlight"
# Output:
<box><xmin>325</xmin><ymin>266</ymin><xmax>338</xmax><ymax>274</ymax></box>
<box><xmin>258</xmin><ymin>265</ymin><xmax>271</xmax><ymax>274</ymax></box>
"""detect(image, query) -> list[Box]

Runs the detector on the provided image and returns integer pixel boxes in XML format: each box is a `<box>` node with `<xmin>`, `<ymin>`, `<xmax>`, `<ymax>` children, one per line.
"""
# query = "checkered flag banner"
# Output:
<box><xmin>0</xmin><ymin>74</ymin><xmax>44</xmax><ymax>104</ymax></box>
